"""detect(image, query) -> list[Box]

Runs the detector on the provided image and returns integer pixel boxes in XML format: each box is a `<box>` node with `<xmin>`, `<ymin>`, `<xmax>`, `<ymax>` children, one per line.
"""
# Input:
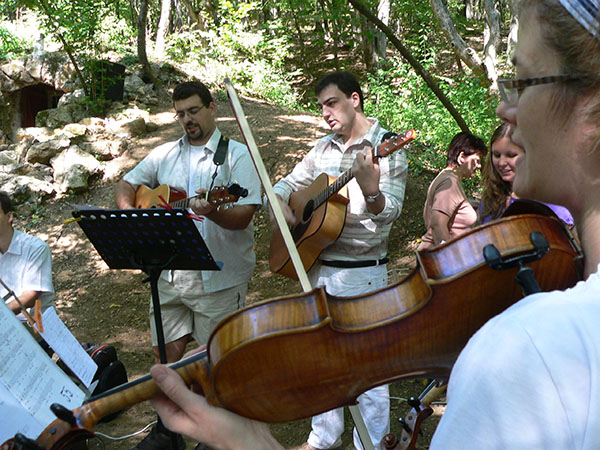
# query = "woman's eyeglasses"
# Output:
<box><xmin>497</xmin><ymin>75</ymin><xmax>576</xmax><ymax>104</ymax></box>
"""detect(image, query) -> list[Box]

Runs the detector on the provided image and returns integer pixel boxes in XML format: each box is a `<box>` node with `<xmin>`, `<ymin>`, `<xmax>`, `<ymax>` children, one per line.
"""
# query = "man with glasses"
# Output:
<box><xmin>115</xmin><ymin>81</ymin><xmax>261</xmax><ymax>450</ymax></box>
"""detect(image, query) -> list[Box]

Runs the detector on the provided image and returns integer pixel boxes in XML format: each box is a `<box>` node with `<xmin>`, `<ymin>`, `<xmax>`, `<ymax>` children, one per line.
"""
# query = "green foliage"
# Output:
<box><xmin>164</xmin><ymin>2</ymin><xmax>299</xmax><ymax>108</ymax></box>
<box><xmin>96</xmin><ymin>13</ymin><xmax>136</xmax><ymax>54</ymax></box>
<box><xmin>365</xmin><ymin>58</ymin><xmax>498</xmax><ymax>178</ymax></box>
<box><xmin>0</xmin><ymin>24</ymin><xmax>30</xmax><ymax>60</ymax></box>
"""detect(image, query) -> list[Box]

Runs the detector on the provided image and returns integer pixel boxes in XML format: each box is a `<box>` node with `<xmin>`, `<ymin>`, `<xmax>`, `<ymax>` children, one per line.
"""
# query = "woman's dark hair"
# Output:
<box><xmin>446</xmin><ymin>132</ymin><xmax>488</xmax><ymax>166</ymax></box>
<box><xmin>315</xmin><ymin>71</ymin><xmax>364</xmax><ymax>112</ymax></box>
<box><xmin>172</xmin><ymin>81</ymin><xmax>213</xmax><ymax>107</ymax></box>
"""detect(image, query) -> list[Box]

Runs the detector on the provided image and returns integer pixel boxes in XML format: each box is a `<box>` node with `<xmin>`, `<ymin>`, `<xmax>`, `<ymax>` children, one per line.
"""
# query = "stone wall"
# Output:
<box><xmin>0</xmin><ymin>53</ymin><xmax>162</xmax><ymax>212</ymax></box>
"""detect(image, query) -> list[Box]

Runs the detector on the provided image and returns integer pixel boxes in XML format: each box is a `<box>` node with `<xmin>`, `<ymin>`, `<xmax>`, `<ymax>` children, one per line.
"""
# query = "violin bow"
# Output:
<box><xmin>224</xmin><ymin>80</ymin><xmax>312</xmax><ymax>291</ymax></box>
<box><xmin>224</xmin><ymin>79</ymin><xmax>375</xmax><ymax>450</ymax></box>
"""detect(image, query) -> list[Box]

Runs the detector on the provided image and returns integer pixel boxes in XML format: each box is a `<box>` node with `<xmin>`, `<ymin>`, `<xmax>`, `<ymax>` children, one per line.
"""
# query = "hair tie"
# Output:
<box><xmin>558</xmin><ymin>0</ymin><xmax>600</xmax><ymax>40</ymax></box>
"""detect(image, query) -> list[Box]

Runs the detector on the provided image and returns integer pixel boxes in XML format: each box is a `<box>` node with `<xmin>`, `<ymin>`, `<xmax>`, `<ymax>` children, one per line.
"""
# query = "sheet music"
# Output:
<box><xmin>0</xmin><ymin>382</ymin><xmax>43</xmax><ymax>442</ymax></box>
<box><xmin>35</xmin><ymin>307</ymin><xmax>98</xmax><ymax>388</ymax></box>
<box><xmin>0</xmin><ymin>301</ymin><xmax>85</xmax><ymax>442</ymax></box>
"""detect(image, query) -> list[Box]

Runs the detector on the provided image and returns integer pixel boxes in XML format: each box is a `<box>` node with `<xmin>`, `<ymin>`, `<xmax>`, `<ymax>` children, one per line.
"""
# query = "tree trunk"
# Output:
<box><xmin>137</xmin><ymin>0</ymin><xmax>161</xmax><ymax>88</ymax></box>
<box><xmin>429</xmin><ymin>0</ymin><xmax>488</xmax><ymax>81</ymax></box>
<box><xmin>358</xmin><ymin>14</ymin><xmax>375</xmax><ymax>72</ymax></box>
<box><xmin>507</xmin><ymin>0</ymin><xmax>519</xmax><ymax>61</ymax></box>
<box><xmin>347</xmin><ymin>0</ymin><xmax>471</xmax><ymax>133</ymax></box>
<box><xmin>327</xmin><ymin>0</ymin><xmax>341</xmax><ymax>69</ymax></box>
<box><xmin>374</xmin><ymin>0</ymin><xmax>390</xmax><ymax>60</ymax></box>
<box><xmin>482</xmin><ymin>0</ymin><xmax>500</xmax><ymax>86</ymax></box>
<box><xmin>154</xmin><ymin>0</ymin><xmax>172</xmax><ymax>58</ymax></box>
<box><xmin>287</xmin><ymin>0</ymin><xmax>307</xmax><ymax>64</ymax></box>
<box><xmin>180</xmin><ymin>0</ymin><xmax>202</xmax><ymax>28</ymax></box>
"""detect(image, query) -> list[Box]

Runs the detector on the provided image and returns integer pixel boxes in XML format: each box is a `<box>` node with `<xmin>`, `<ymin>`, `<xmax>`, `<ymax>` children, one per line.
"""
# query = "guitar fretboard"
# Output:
<box><xmin>170</xmin><ymin>195</ymin><xmax>200</xmax><ymax>209</ymax></box>
<box><xmin>311</xmin><ymin>130</ymin><xmax>412</xmax><ymax>209</ymax></box>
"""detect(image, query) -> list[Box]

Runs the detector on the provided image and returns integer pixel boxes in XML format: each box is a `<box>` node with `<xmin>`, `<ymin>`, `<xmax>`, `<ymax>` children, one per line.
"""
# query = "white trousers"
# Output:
<box><xmin>307</xmin><ymin>263</ymin><xmax>390</xmax><ymax>450</ymax></box>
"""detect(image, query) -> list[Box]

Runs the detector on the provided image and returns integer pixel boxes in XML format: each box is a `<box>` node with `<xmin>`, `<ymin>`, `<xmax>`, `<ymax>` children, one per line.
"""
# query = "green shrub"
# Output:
<box><xmin>0</xmin><ymin>25</ymin><xmax>30</xmax><ymax>61</ymax></box>
<box><xmin>365</xmin><ymin>58</ymin><xmax>498</xmax><ymax>176</ymax></box>
<box><xmin>163</xmin><ymin>2</ymin><xmax>299</xmax><ymax>109</ymax></box>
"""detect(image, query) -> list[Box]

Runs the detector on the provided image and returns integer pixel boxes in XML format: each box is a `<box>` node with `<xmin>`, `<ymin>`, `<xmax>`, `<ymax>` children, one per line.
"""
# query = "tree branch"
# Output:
<box><xmin>347</xmin><ymin>0</ymin><xmax>470</xmax><ymax>133</ymax></box>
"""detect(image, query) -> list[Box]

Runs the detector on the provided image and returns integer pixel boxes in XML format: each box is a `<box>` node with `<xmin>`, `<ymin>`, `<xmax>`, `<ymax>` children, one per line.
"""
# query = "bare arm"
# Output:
<box><xmin>203</xmin><ymin>203</ymin><xmax>257</xmax><ymax>230</ymax></box>
<box><xmin>430</xmin><ymin>210</ymin><xmax>452</xmax><ymax>245</ymax></box>
<box><xmin>115</xmin><ymin>180</ymin><xmax>137</xmax><ymax>209</ymax></box>
<box><xmin>150</xmin><ymin>365</ymin><xmax>284</xmax><ymax>450</ymax></box>
<box><xmin>7</xmin><ymin>290</ymin><xmax>40</xmax><ymax>314</ymax></box>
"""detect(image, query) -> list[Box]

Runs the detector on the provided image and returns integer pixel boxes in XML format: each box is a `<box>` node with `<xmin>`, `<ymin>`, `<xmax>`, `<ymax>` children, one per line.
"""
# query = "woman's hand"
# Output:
<box><xmin>150</xmin><ymin>364</ymin><xmax>284</xmax><ymax>450</ymax></box>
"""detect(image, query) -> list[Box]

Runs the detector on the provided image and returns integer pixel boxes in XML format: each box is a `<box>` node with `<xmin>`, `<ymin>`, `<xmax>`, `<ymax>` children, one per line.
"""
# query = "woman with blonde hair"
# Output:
<box><xmin>478</xmin><ymin>122</ymin><xmax>574</xmax><ymax>226</ymax></box>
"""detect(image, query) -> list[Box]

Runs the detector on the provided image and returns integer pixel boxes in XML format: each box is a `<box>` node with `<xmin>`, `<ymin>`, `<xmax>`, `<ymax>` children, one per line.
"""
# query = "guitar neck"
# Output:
<box><xmin>170</xmin><ymin>194</ymin><xmax>201</xmax><ymax>209</ymax></box>
<box><xmin>312</xmin><ymin>146</ymin><xmax>378</xmax><ymax>210</ymax></box>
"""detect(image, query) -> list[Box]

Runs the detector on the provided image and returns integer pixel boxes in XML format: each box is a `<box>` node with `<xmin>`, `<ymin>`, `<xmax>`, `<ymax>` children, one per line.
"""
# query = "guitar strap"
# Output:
<box><xmin>213</xmin><ymin>134</ymin><xmax>229</xmax><ymax>166</ymax></box>
<box><xmin>208</xmin><ymin>134</ymin><xmax>229</xmax><ymax>192</ymax></box>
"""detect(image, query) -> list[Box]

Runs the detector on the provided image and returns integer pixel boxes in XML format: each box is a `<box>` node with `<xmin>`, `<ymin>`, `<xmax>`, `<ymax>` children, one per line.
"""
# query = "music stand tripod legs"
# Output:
<box><xmin>142</xmin><ymin>264</ymin><xmax>174</xmax><ymax>365</ymax></box>
<box><xmin>71</xmin><ymin>208</ymin><xmax>222</xmax><ymax>450</ymax></box>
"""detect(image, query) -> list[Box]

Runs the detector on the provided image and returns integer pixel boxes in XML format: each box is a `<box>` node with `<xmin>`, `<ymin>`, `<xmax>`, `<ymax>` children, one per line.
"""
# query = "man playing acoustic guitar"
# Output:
<box><xmin>115</xmin><ymin>81</ymin><xmax>261</xmax><ymax>450</ymax></box>
<box><xmin>269</xmin><ymin>71</ymin><xmax>409</xmax><ymax>450</ymax></box>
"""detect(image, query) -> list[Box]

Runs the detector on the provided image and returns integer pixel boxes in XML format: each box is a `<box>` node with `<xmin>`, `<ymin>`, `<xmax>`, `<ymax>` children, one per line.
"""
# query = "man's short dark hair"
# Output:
<box><xmin>0</xmin><ymin>192</ymin><xmax>13</xmax><ymax>214</ymax></box>
<box><xmin>316</xmin><ymin>71</ymin><xmax>364</xmax><ymax>112</ymax></box>
<box><xmin>172</xmin><ymin>81</ymin><xmax>214</xmax><ymax>107</ymax></box>
<box><xmin>446</xmin><ymin>132</ymin><xmax>488</xmax><ymax>166</ymax></box>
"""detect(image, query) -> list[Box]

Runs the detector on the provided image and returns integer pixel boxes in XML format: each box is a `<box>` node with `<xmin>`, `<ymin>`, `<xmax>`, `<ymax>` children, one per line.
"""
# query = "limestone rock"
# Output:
<box><xmin>50</xmin><ymin>145</ymin><xmax>102</xmax><ymax>193</ymax></box>
<box><xmin>0</xmin><ymin>173</ymin><xmax>55</xmax><ymax>205</ymax></box>
<box><xmin>80</xmin><ymin>139</ymin><xmax>127</xmax><ymax>161</ymax></box>
<box><xmin>25</xmin><ymin>136</ymin><xmax>71</xmax><ymax>164</ymax></box>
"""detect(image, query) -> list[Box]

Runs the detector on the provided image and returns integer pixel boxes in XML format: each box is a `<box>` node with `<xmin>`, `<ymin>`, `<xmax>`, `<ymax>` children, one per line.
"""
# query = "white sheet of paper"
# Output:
<box><xmin>0</xmin><ymin>301</ymin><xmax>85</xmax><ymax>442</ymax></box>
<box><xmin>0</xmin><ymin>382</ymin><xmax>44</xmax><ymax>443</ymax></box>
<box><xmin>35</xmin><ymin>307</ymin><xmax>98</xmax><ymax>388</ymax></box>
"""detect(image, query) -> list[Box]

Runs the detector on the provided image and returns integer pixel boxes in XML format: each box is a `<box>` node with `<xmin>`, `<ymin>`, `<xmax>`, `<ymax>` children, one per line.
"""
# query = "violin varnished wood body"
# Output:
<box><xmin>2</xmin><ymin>212</ymin><xmax>581</xmax><ymax>449</ymax></box>
<box><xmin>203</xmin><ymin>213</ymin><xmax>581</xmax><ymax>422</ymax></box>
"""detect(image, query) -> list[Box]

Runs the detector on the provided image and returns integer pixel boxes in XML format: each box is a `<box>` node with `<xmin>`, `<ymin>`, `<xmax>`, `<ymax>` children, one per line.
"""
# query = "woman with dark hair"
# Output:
<box><xmin>418</xmin><ymin>132</ymin><xmax>488</xmax><ymax>250</ymax></box>
<box><xmin>478</xmin><ymin>123</ymin><xmax>574</xmax><ymax>226</ymax></box>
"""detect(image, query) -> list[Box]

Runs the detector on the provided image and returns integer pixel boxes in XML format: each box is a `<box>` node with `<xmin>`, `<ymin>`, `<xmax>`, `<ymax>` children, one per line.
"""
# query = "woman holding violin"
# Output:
<box><xmin>478</xmin><ymin>122</ymin><xmax>575</xmax><ymax>227</ymax></box>
<box><xmin>149</xmin><ymin>0</ymin><xmax>600</xmax><ymax>447</ymax></box>
<box><xmin>417</xmin><ymin>132</ymin><xmax>487</xmax><ymax>250</ymax></box>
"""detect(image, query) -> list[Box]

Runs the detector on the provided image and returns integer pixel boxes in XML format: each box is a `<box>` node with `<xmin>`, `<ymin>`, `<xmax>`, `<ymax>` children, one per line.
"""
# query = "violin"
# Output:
<box><xmin>2</xmin><ymin>211</ymin><xmax>582</xmax><ymax>449</ymax></box>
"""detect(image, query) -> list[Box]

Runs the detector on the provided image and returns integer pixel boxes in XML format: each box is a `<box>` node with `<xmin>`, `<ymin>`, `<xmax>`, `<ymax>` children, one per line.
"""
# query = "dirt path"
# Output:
<box><xmin>23</xmin><ymin>93</ymin><xmax>440</xmax><ymax>449</ymax></box>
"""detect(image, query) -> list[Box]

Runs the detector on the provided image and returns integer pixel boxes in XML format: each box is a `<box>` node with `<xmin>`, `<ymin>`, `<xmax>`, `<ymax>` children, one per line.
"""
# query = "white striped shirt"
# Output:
<box><xmin>272</xmin><ymin>119</ymin><xmax>408</xmax><ymax>261</ymax></box>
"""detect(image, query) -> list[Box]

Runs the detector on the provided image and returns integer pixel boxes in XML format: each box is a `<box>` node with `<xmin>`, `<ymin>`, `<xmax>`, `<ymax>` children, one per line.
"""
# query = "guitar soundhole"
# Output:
<box><xmin>292</xmin><ymin>221</ymin><xmax>309</xmax><ymax>241</ymax></box>
<box><xmin>302</xmin><ymin>200</ymin><xmax>314</xmax><ymax>222</ymax></box>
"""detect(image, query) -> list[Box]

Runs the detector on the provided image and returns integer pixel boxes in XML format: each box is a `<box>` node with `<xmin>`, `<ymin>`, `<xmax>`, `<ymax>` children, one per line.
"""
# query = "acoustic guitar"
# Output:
<box><xmin>134</xmin><ymin>183</ymin><xmax>248</xmax><ymax>209</ymax></box>
<box><xmin>269</xmin><ymin>129</ymin><xmax>416</xmax><ymax>280</ymax></box>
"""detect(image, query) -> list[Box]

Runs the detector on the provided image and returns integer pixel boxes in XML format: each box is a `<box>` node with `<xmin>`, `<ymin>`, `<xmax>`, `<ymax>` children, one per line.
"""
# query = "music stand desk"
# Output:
<box><xmin>72</xmin><ymin>208</ymin><xmax>221</xmax><ymax>363</ymax></box>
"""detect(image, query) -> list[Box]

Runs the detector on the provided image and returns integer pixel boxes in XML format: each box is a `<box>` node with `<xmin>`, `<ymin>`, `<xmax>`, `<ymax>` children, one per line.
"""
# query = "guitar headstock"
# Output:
<box><xmin>377</xmin><ymin>129</ymin><xmax>417</xmax><ymax>158</ymax></box>
<box><xmin>207</xmin><ymin>183</ymin><xmax>249</xmax><ymax>208</ymax></box>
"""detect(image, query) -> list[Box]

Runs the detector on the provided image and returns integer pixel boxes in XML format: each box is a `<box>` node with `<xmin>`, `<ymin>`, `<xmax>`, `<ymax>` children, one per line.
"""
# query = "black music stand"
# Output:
<box><xmin>72</xmin><ymin>208</ymin><xmax>221</xmax><ymax>364</ymax></box>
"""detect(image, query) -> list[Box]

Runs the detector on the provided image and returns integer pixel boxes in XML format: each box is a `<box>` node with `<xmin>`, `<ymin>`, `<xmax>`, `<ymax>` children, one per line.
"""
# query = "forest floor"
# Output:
<box><xmin>22</xmin><ymin>88</ymin><xmax>443</xmax><ymax>449</ymax></box>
